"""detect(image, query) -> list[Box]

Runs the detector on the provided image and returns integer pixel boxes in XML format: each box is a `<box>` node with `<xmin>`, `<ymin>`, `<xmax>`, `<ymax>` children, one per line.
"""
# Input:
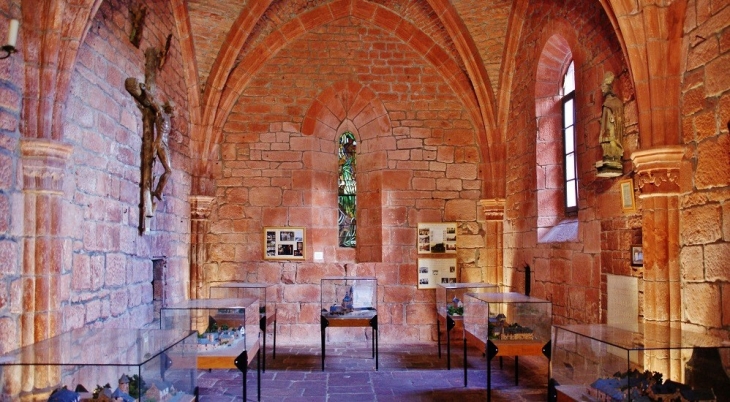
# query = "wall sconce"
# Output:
<box><xmin>1</xmin><ymin>19</ymin><xmax>19</xmax><ymax>59</ymax></box>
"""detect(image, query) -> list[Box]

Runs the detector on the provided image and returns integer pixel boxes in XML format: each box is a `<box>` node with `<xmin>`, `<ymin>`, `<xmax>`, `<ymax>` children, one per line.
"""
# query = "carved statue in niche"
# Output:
<box><xmin>599</xmin><ymin>71</ymin><xmax>624</xmax><ymax>166</ymax></box>
<box><xmin>125</xmin><ymin>48</ymin><xmax>174</xmax><ymax>234</ymax></box>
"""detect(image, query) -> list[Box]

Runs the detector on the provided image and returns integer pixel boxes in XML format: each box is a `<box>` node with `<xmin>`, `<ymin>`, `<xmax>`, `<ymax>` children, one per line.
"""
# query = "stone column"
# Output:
<box><xmin>480</xmin><ymin>199</ymin><xmax>505</xmax><ymax>287</ymax></box>
<box><xmin>20</xmin><ymin>139</ymin><xmax>72</xmax><ymax>394</ymax></box>
<box><xmin>631</xmin><ymin>146</ymin><xmax>683</xmax><ymax>381</ymax></box>
<box><xmin>189</xmin><ymin>195</ymin><xmax>214</xmax><ymax>299</ymax></box>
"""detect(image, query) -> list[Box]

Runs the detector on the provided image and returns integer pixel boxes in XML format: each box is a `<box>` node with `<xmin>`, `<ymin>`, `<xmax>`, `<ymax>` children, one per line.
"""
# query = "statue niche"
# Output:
<box><xmin>125</xmin><ymin>48</ymin><xmax>174</xmax><ymax>234</ymax></box>
<box><xmin>596</xmin><ymin>71</ymin><xmax>625</xmax><ymax>178</ymax></box>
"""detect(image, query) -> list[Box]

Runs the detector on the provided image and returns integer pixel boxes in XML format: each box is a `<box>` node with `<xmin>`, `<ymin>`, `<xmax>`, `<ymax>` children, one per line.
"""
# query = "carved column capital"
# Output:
<box><xmin>480</xmin><ymin>198</ymin><xmax>505</xmax><ymax>221</ymax></box>
<box><xmin>630</xmin><ymin>146</ymin><xmax>684</xmax><ymax>198</ymax></box>
<box><xmin>20</xmin><ymin>139</ymin><xmax>73</xmax><ymax>194</ymax></box>
<box><xmin>189</xmin><ymin>195</ymin><xmax>215</xmax><ymax>220</ymax></box>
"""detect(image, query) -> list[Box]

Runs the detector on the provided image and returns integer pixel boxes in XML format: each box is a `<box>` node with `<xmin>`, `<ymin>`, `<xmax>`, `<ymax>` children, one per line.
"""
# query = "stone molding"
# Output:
<box><xmin>189</xmin><ymin>195</ymin><xmax>215</xmax><ymax>220</ymax></box>
<box><xmin>20</xmin><ymin>139</ymin><xmax>73</xmax><ymax>194</ymax></box>
<box><xmin>630</xmin><ymin>146</ymin><xmax>684</xmax><ymax>198</ymax></box>
<box><xmin>480</xmin><ymin>198</ymin><xmax>505</xmax><ymax>221</ymax></box>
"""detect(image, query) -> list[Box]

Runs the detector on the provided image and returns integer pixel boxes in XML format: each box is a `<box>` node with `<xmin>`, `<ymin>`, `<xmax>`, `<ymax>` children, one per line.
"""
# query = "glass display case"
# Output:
<box><xmin>161</xmin><ymin>297</ymin><xmax>261</xmax><ymax>400</ymax></box>
<box><xmin>0</xmin><ymin>327</ymin><xmax>197</xmax><ymax>401</ymax></box>
<box><xmin>550</xmin><ymin>323</ymin><xmax>730</xmax><ymax>402</ymax></box>
<box><xmin>463</xmin><ymin>292</ymin><xmax>552</xmax><ymax>400</ymax></box>
<box><xmin>436</xmin><ymin>282</ymin><xmax>499</xmax><ymax>371</ymax></box>
<box><xmin>320</xmin><ymin>276</ymin><xmax>378</xmax><ymax>370</ymax></box>
<box><xmin>209</xmin><ymin>282</ymin><xmax>277</xmax><ymax>372</ymax></box>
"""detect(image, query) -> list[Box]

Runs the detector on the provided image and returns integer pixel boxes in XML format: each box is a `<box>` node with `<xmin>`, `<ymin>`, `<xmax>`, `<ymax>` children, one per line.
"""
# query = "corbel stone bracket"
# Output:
<box><xmin>630</xmin><ymin>147</ymin><xmax>684</xmax><ymax>198</ymax></box>
<box><xmin>480</xmin><ymin>198</ymin><xmax>505</xmax><ymax>221</ymax></box>
<box><xmin>21</xmin><ymin>139</ymin><xmax>73</xmax><ymax>194</ymax></box>
<box><xmin>190</xmin><ymin>195</ymin><xmax>215</xmax><ymax>220</ymax></box>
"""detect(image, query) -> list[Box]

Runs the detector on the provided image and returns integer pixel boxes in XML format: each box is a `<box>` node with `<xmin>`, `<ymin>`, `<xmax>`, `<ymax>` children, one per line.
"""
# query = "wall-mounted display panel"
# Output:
<box><xmin>417</xmin><ymin>222</ymin><xmax>457</xmax><ymax>254</ymax></box>
<box><xmin>417</xmin><ymin>258</ymin><xmax>457</xmax><ymax>289</ymax></box>
<box><xmin>264</xmin><ymin>227</ymin><xmax>305</xmax><ymax>260</ymax></box>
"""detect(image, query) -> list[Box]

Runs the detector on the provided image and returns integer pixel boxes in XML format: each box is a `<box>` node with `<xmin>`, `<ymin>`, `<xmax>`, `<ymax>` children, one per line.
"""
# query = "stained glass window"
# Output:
<box><xmin>338</xmin><ymin>131</ymin><xmax>356</xmax><ymax>247</ymax></box>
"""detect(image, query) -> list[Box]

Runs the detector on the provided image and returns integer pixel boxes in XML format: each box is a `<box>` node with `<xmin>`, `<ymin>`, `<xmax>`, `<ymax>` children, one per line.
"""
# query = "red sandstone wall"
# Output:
<box><xmin>679</xmin><ymin>0</ymin><xmax>730</xmax><ymax>338</ymax></box>
<box><xmin>59</xmin><ymin>0</ymin><xmax>192</xmax><ymax>332</ymax></box>
<box><xmin>503</xmin><ymin>0</ymin><xmax>634</xmax><ymax>325</ymax></box>
<box><xmin>0</xmin><ymin>4</ymin><xmax>23</xmax><ymax>354</ymax></box>
<box><xmin>209</xmin><ymin>16</ymin><xmax>486</xmax><ymax>344</ymax></box>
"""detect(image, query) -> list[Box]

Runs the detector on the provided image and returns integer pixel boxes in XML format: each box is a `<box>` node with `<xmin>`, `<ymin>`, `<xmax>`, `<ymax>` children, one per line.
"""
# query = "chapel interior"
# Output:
<box><xmin>0</xmin><ymin>0</ymin><xmax>728</xmax><ymax>399</ymax></box>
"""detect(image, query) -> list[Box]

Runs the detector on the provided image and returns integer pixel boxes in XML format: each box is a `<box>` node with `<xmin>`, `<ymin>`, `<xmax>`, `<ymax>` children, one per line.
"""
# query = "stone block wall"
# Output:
<box><xmin>205</xmin><ymin>15</ymin><xmax>489</xmax><ymax>344</ymax></box>
<box><xmin>679</xmin><ymin>0</ymin><xmax>730</xmax><ymax>338</ymax></box>
<box><xmin>60</xmin><ymin>0</ymin><xmax>193</xmax><ymax>331</ymax></box>
<box><xmin>0</xmin><ymin>0</ymin><xmax>194</xmax><ymax>355</ymax></box>
<box><xmin>0</xmin><ymin>5</ymin><xmax>23</xmax><ymax>354</ymax></box>
<box><xmin>503</xmin><ymin>0</ymin><xmax>635</xmax><ymax>326</ymax></box>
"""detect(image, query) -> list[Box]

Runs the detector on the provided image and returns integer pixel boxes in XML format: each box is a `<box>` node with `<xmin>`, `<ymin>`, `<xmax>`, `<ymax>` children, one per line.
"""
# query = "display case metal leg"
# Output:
<box><xmin>437</xmin><ymin>318</ymin><xmax>442</xmax><ymax>358</ymax></box>
<box><xmin>234</xmin><ymin>350</ymin><xmax>249</xmax><ymax>402</ymax></box>
<box><xmin>260</xmin><ymin>316</ymin><xmax>267</xmax><ymax>373</ymax></box>
<box><xmin>257</xmin><ymin>346</ymin><xmax>261</xmax><ymax>401</ymax></box>
<box><xmin>273</xmin><ymin>318</ymin><xmax>277</xmax><ymax>359</ymax></box>
<box><xmin>543</xmin><ymin>340</ymin><xmax>553</xmax><ymax>402</ymax></box>
<box><xmin>463</xmin><ymin>337</ymin><xmax>467</xmax><ymax>387</ymax></box>
<box><xmin>487</xmin><ymin>353</ymin><xmax>491</xmax><ymax>402</ymax></box>
<box><xmin>446</xmin><ymin>322</ymin><xmax>451</xmax><ymax>370</ymax></box>
<box><xmin>515</xmin><ymin>355</ymin><xmax>519</xmax><ymax>386</ymax></box>
<box><xmin>446</xmin><ymin>315</ymin><xmax>455</xmax><ymax>370</ymax></box>
<box><xmin>320</xmin><ymin>316</ymin><xmax>329</xmax><ymax>371</ymax></box>
<box><xmin>372</xmin><ymin>326</ymin><xmax>375</xmax><ymax>358</ymax></box>
<box><xmin>486</xmin><ymin>341</ymin><xmax>498</xmax><ymax>402</ymax></box>
<box><xmin>369</xmin><ymin>315</ymin><xmax>379</xmax><ymax>370</ymax></box>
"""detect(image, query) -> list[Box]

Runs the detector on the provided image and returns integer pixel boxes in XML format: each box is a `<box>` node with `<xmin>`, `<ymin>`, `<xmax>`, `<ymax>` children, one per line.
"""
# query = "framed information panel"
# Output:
<box><xmin>417</xmin><ymin>222</ymin><xmax>457</xmax><ymax>254</ymax></box>
<box><xmin>264</xmin><ymin>227</ymin><xmax>305</xmax><ymax>260</ymax></box>
<box><xmin>417</xmin><ymin>258</ymin><xmax>457</xmax><ymax>289</ymax></box>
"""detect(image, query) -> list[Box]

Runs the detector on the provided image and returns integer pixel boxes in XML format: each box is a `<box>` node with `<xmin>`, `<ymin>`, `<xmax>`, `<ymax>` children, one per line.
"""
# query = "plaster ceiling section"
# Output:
<box><xmin>451</xmin><ymin>0</ymin><xmax>512</xmax><ymax>98</ymax></box>
<box><xmin>188</xmin><ymin>0</ymin><xmax>248</xmax><ymax>89</ymax></box>
<box><xmin>240</xmin><ymin>0</ymin><xmax>465</xmax><ymax>73</ymax></box>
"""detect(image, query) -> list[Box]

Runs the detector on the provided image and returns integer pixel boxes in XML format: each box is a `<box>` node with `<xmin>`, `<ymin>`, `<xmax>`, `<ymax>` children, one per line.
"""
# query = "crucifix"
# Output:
<box><xmin>125</xmin><ymin>47</ymin><xmax>174</xmax><ymax>234</ymax></box>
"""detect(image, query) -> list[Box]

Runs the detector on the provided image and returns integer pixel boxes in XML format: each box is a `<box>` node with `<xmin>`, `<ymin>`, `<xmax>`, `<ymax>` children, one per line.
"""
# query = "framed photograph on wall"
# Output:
<box><xmin>264</xmin><ymin>227</ymin><xmax>305</xmax><ymax>260</ymax></box>
<box><xmin>631</xmin><ymin>245</ymin><xmax>643</xmax><ymax>266</ymax></box>
<box><xmin>417</xmin><ymin>222</ymin><xmax>457</xmax><ymax>254</ymax></box>
<box><xmin>417</xmin><ymin>258</ymin><xmax>457</xmax><ymax>289</ymax></box>
<box><xmin>619</xmin><ymin>179</ymin><xmax>636</xmax><ymax>212</ymax></box>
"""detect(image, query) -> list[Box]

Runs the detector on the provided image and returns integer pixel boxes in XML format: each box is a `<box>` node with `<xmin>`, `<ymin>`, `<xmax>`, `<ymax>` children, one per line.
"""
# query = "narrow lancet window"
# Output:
<box><xmin>562</xmin><ymin>61</ymin><xmax>578</xmax><ymax>212</ymax></box>
<box><xmin>338</xmin><ymin>132</ymin><xmax>356</xmax><ymax>247</ymax></box>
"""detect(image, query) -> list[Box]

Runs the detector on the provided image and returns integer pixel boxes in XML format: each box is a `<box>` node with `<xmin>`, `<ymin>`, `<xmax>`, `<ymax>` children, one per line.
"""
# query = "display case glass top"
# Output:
<box><xmin>209</xmin><ymin>282</ymin><xmax>277</xmax><ymax>318</ymax></box>
<box><xmin>436</xmin><ymin>282</ymin><xmax>498</xmax><ymax>319</ymax></box>
<box><xmin>463</xmin><ymin>292</ymin><xmax>552</xmax><ymax>346</ymax></box>
<box><xmin>161</xmin><ymin>297</ymin><xmax>260</xmax><ymax>365</ymax></box>
<box><xmin>554</xmin><ymin>323</ymin><xmax>730</xmax><ymax>350</ymax></box>
<box><xmin>0</xmin><ymin>328</ymin><xmax>197</xmax><ymax>401</ymax></box>
<box><xmin>321</xmin><ymin>276</ymin><xmax>377</xmax><ymax>319</ymax></box>
<box><xmin>551</xmin><ymin>323</ymin><xmax>730</xmax><ymax>401</ymax></box>
<box><xmin>0</xmin><ymin>327</ymin><xmax>194</xmax><ymax>365</ymax></box>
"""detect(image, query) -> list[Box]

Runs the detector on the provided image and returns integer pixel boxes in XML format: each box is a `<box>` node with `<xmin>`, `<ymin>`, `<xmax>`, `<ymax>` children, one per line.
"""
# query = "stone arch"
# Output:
<box><xmin>210</xmin><ymin>0</ymin><xmax>488</xmax><ymax>180</ymax></box>
<box><xmin>534</xmin><ymin>34</ymin><xmax>577</xmax><ymax>240</ymax></box>
<box><xmin>303</xmin><ymin>81</ymin><xmax>391</xmax><ymax>262</ymax></box>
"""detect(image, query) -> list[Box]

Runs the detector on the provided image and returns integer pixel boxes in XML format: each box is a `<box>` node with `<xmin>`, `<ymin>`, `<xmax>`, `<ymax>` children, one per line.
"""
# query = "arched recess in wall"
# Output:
<box><xmin>302</xmin><ymin>81</ymin><xmax>392</xmax><ymax>263</ymax></box>
<box><xmin>534</xmin><ymin>34</ymin><xmax>578</xmax><ymax>242</ymax></box>
<box><xmin>208</xmin><ymin>1</ymin><xmax>491</xmax><ymax>195</ymax></box>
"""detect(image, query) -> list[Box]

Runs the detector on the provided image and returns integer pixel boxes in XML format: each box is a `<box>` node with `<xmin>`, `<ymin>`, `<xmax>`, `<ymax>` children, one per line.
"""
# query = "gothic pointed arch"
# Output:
<box><xmin>303</xmin><ymin>81</ymin><xmax>391</xmax><ymax>262</ymax></box>
<box><xmin>201</xmin><ymin>0</ymin><xmax>491</xmax><ymax>191</ymax></box>
<box><xmin>535</xmin><ymin>34</ymin><xmax>576</xmax><ymax>237</ymax></box>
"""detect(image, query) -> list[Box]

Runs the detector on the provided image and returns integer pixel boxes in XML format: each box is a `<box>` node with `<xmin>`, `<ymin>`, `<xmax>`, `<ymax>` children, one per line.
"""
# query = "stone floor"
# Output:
<box><xmin>195</xmin><ymin>342</ymin><xmax>550</xmax><ymax>401</ymax></box>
